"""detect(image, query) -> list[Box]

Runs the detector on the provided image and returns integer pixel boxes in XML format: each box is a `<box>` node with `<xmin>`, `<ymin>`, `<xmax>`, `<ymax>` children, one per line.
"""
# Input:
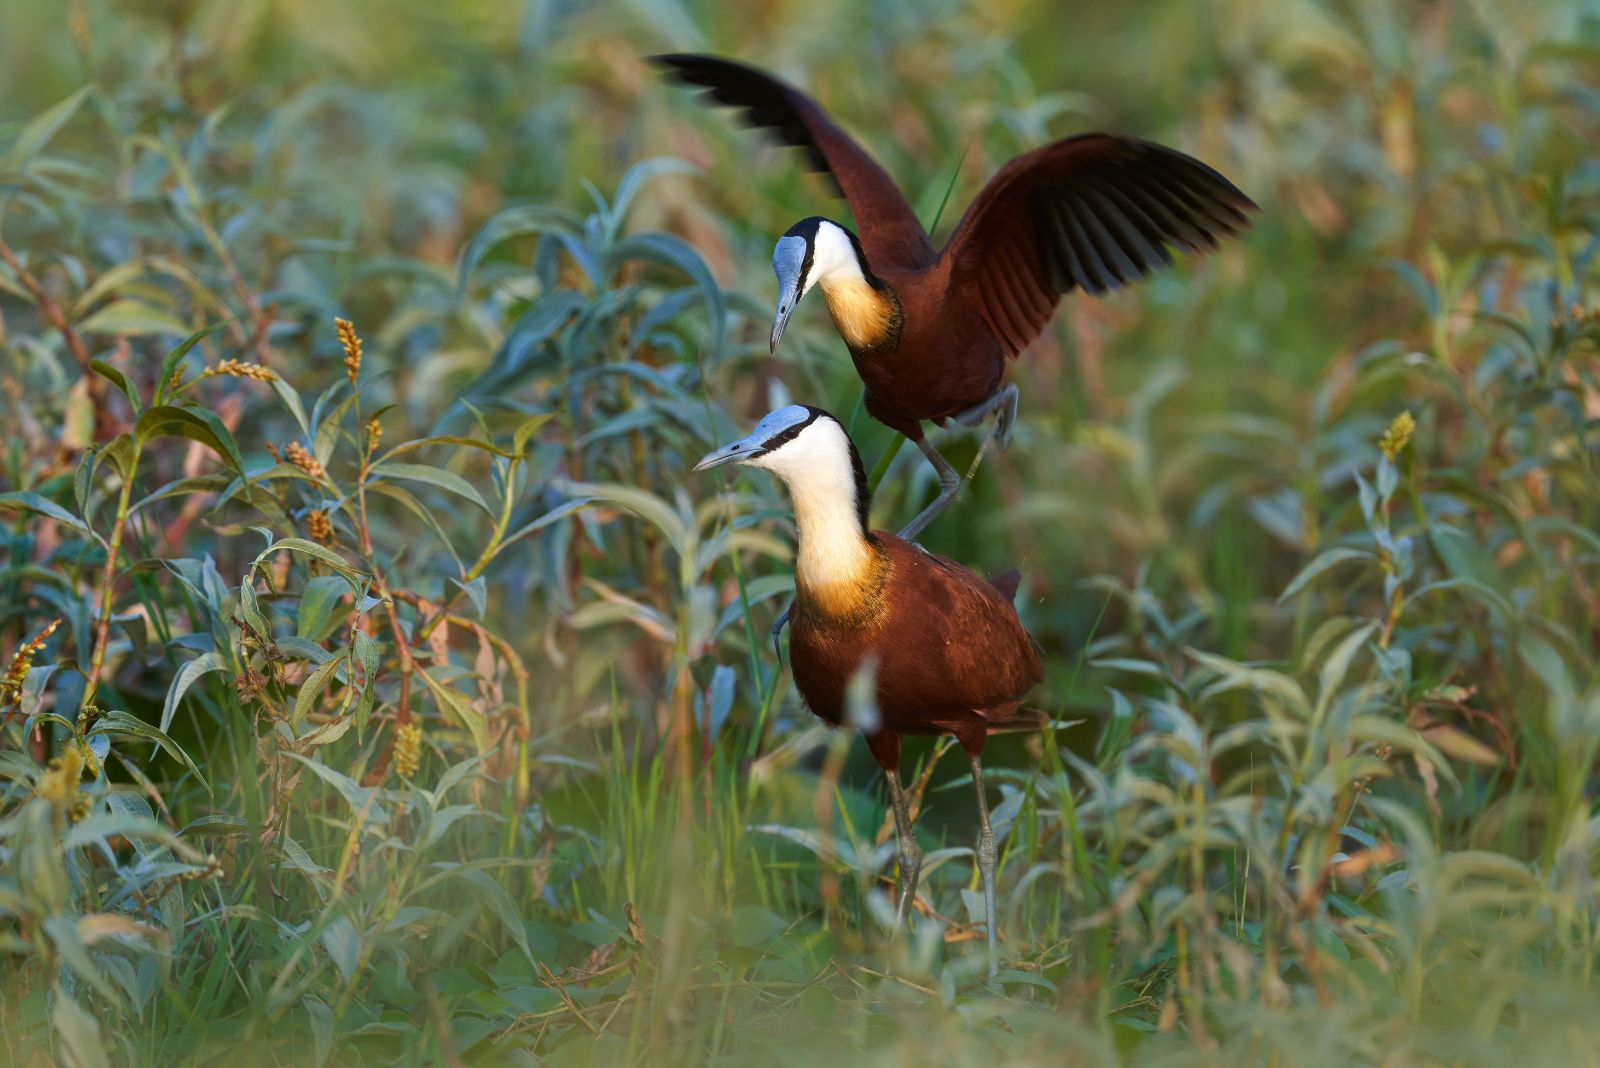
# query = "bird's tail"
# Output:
<box><xmin>984</xmin><ymin>702</ymin><xmax>1051</xmax><ymax>735</ymax></box>
<box><xmin>987</xmin><ymin>569</ymin><xmax>1022</xmax><ymax>601</ymax></box>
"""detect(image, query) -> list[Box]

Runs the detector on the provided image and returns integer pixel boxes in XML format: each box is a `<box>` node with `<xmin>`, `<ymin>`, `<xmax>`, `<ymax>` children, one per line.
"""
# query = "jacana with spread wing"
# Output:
<box><xmin>659</xmin><ymin>54</ymin><xmax>1257</xmax><ymax>538</ymax></box>
<box><xmin>695</xmin><ymin>404</ymin><xmax>1043</xmax><ymax>976</ymax></box>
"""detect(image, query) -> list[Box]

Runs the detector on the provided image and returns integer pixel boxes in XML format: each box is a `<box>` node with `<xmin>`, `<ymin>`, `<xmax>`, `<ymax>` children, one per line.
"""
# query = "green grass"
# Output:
<box><xmin>2</xmin><ymin>0</ymin><xmax>1600</xmax><ymax>1064</ymax></box>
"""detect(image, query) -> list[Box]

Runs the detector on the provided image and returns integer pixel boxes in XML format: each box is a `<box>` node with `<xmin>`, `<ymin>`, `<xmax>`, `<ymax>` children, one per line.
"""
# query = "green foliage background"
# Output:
<box><xmin>3</xmin><ymin>0</ymin><xmax>1600</xmax><ymax>1064</ymax></box>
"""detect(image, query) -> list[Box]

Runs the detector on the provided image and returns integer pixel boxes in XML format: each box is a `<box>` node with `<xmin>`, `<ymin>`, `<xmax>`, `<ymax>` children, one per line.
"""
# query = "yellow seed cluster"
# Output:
<box><xmin>307</xmin><ymin>509</ymin><xmax>334</xmax><ymax>544</ymax></box>
<box><xmin>201</xmin><ymin>359</ymin><xmax>277</xmax><ymax>382</ymax></box>
<box><xmin>1378</xmin><ymin>410</ymin><xmax>1416</xmax><ymax>461</ymax></box>
<box><xmin>336</xmin><ymin>318</ymin><xmax>363</xmax><ymax>385</ymax></box>
<box><xmin>35</xmin><ymin>745</ymin><xmax>84</xmax><ymax>806</ymax></box>
<box><xmin>282</xmin><ymin>440</ymin><xmax>325</xmax><ymax>478</ymax></box>
<box><xmin>365</xmin><ymin>415</ymin><xmax>383</xmax><ymax>453</ymax></box>
<box><xmin>2</xmin><ymin>618</ymin><xmax>60</xmax><ymax>714</ymax></box>
<box><xmin>394</xmin><ymin>723</ymin><xmax>422</xmax><ymax>780</ymax></box>
<box><xmin>183</xmin><ymin>854</ymin><xmax>224</xmax><ymax>882</ymax></box>
<box><xmin>168</xmin><ymin>368</ymin><xmax>186</xmax><ymax>395</ymax></box>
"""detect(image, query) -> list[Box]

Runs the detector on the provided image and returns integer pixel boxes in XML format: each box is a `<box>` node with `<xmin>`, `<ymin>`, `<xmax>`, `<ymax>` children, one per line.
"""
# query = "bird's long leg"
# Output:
<box><xmin>954</xmin><ymin>382</ymin><xmax>1020</xmax><ymax>452</ymax></box>
<box><xmin>883</xmin><ymin>768</ymin><xmax>922</xmax><ymax>930</ymax></box>
<box><xmin>896</xmin><ymin>437</ymin><xmax>961</xmax><ymax>541</ymax></box>
<box><xmin>969</xmin><ymin>752</ymin><xmax>999</xmax><ymax>979</ymax></box>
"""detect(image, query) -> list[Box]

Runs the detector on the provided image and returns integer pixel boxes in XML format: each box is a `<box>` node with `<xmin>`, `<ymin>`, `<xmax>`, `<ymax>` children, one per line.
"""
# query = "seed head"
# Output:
<box><xmin>3</xmin><ymin>618</ymin><xmax>60</xmax><ymax>714</ymax></box>
<box><xmin>181</xmin><ymin>855</ymin><xmax>224</xmax><ymax>882</ymax></box>
<box><xmin>336</xmin><ymin>318</ymin><xmax>364</xmax><ymax>386</ymax></box>
<box><xmin>394</xmin><ymin>723</ymin><xmax>423</xmax><ymax>781</ymax></box>
<box><xmin>1378</xmin><ymin>410</ymin><xmax>1416</xmax><ymax>461</ymax></box>
<box><xmin>365</xmin><ymin>415</ymin><xmax>383</xmax><ymax>454</ymax></box>
<box><xmin>307</xmin><ymin>509</ymin><xmax>334</xmax><ymax>545</ymax></box>
<box><xmin>201</xmin><ymin>359</ymin><xmax>277</xmax><ymax>383</ymax></box>
<box><xmin>36</xmin><ymin>745</ymin><xmax>85</xmax><ymax>806</ymax></box>
<box><xmin>282</xmin><ymin>440</ymin><xmax>325</xmax><ymax>478</ymax></box>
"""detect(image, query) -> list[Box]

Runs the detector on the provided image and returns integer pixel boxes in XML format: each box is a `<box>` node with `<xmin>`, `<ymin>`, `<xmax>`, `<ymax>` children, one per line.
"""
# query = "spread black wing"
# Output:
<box><xmin>652</xmin><ymin>53</ymin><xmax>937</xmax><ymax>272</ymax></box>
<box><xmin>942</xmin><ymin>134</ymin><xmax>1256</xmax><ymax>354</ymax></box>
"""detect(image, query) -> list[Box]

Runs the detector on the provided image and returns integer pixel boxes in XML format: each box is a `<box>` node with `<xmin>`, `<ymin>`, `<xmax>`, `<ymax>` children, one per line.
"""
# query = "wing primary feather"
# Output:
<box><xmin>1079</xmin><ymin>184</ymin><xmax>1170</xmax><ymax>272</ymax></box>
<box><xmin>1172</xmin><ymin>171</ymin><xmax>1256</xmax><ymax>232</ymax></box>
<box><xmin>1143</xmin><ymin>143</ymin><xmax>1258</xmax><ymax>215</ymax></box>
<box><xmin>1062</xmin><ymin>188</ymin><xmax>1142</xmax><ymax>285</ymax></box>
<box><xmin>1043</xmin><ymin>201</ymin><xmax>1096</xmax><ymax>295</ymax></box>
<box><xmin>1034</xmin><ymin>204</ymin><xmax>1077</xmax><ymax>292</ymax></box>
<box><xmin>1093</xmin><ymin>184</ymin><xmax>1175</xmax><ymax>268</ymax></box>
<box><xmin>1143</xmin><ymin>160</ymin><xmax>1242</xmax><ymax>236</ymax></box>
<box><xmin>1124</xmin><ymin>173</ymin><xmax>1219</xmax><ymax>251</ymax></box>
<box><xmin>1054</xmin><ymin>193</ymin><xmax>1117</xmax><ymax>293</ymax></box>
<box><xmin>1151</xmin><ymin>159</ymin><xmax>1253</xmax><ymax>232</ymax></box>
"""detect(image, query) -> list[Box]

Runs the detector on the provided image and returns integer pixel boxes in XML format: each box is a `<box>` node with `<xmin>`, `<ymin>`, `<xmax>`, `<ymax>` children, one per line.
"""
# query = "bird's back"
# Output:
<box><xmin>857</xmin><ymin>261</ymin><xmax>1010</xmax><ymax>431</ymax></box>
<box><xmin>789</xmin><ymin>533</ymin><xmax>1041</xmax><ymax>749</ymax></box>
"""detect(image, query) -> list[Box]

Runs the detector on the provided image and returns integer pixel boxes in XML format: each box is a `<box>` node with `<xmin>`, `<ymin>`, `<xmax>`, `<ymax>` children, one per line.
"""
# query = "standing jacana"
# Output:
<box><xmin>657</xmin><ymin>53</ymin><xmax>1257</xmax><ymax>538</ymax></box>
<box><xmin>695</xmin><ymin>404</ymin><xmax>1043</xmax><ymax>977</ymax></box>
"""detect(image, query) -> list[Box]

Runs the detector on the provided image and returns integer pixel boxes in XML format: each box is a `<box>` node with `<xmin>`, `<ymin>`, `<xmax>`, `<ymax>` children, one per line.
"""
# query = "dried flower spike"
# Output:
<box><xmin>3</xmin><ymin>617</ymin><xmax>61</xmax><ymax>714</ymax></box>
<box><xmin>394</xmin><ymin>723</ymin><xmax>422</xmax><ymax>780</ymax></box>
<box><xmin>1378</xmin><ymin>410</ymin><xmax>1416</xmax><ymax>461</ymax></box>
<box><xmin>282</xmin><ymin>440</ymin><xmax>325</xmax><ymax>478</ymax></box>
<box><xmin>201</xmin><ymin>358</ymin><xmax>277</xmax><ymax>383</ymax></box>
<box><xmin>36</xmin><ymin>744</ymin><xmax>84</xmax><ymax>806</ymax></box>
<box><xmin>336</xmin><ymin>318</ymin><xmax>363</xmax><ymax>386</ymax></box>
<box><xmin>307</xmin><ymin>509</ymin><xmax>334</xmax><ymax>545</ymax></box>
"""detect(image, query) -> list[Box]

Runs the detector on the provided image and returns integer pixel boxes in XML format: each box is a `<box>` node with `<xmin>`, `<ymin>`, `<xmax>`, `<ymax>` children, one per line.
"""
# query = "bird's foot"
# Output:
<box><xmin>992</xmin><ymin>383</ymin><xmax>1019</xmax><ymax>453</ymax></box>
<box><xmin>953</xmin><ymin>383</ymin><xmax>1020</xmax><ymax>452</ymax></box>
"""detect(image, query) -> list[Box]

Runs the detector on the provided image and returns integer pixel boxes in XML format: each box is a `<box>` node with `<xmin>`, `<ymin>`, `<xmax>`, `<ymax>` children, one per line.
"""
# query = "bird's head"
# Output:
<box><xmin>693</xmin><ymin>403</ymin><xmax>871</xmax><ymax>535</ymax></box>
<box><xmin>768</xmin><ymin>217</ymin><xmax>872</xmax><ymax>354</ymax></box>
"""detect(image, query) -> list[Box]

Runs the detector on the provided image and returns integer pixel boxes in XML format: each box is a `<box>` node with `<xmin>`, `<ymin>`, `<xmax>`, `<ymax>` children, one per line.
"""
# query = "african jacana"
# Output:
<box><xmin>695</xmin><ymin>404</ymin><xmax>1043</xmax><ymax>977</ymax></box>
<box><xmin>658</xmin><ymin>53</ymin><xmax>1257</xmax><ymax>538</ymax></box>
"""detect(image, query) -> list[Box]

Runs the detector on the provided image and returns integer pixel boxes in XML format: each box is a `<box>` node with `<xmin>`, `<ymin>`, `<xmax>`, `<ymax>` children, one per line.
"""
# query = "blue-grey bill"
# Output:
<box><xmin>769</xmin><ymin>299</ymin><xmax>795</xmax><ymax>354</ymax></box>
<box><xmin>769</xmin><ymin>239</ymin><xmax>806</xmax><ymax>354</ymax></box>
<box><xmin>692</xmin><ymin>438</ymin><xmax>758</xmax><ymax>472</ymax></box>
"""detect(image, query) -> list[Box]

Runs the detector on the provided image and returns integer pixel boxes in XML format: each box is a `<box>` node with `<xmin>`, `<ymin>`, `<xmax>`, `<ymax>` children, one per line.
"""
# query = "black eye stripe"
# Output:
<box><xmin>754</xmin><ymin>408</ymin><xmax>821</xmax><ymax>455</ymax></box>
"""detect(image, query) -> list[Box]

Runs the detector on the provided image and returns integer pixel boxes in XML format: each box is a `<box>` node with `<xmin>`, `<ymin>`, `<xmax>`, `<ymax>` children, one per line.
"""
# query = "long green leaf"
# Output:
<box><xmin>371</xmin><ymin>462</ymin><xmax>493</xmax><ymax>515</ymax></box>
<box><xmin>0</xmin><ymin>491</ymin><xmax>90</xmax><ymax>534</ymax></box>
<box><xmin>135</xmin><ymin>405</ymin><xmax>246</xmax><ymax>477</ymax></box>
<box><xmin>158</xmin><ymin>652</ymin><xmax>224</xmax><ymax>733</ymax></box>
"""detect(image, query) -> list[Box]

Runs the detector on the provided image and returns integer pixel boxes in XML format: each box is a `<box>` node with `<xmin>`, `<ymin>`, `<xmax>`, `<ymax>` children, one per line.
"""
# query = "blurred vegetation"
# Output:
<box><xmin>3</xmin><ymin>0</ymin><xmax>1600</xmax><ymax>1064</ymax></box>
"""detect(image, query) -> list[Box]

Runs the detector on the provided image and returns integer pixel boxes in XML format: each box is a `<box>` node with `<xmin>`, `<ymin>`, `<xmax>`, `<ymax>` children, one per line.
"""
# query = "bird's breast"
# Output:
<box><xmin>820</xmin><ymin>277</ymin><xmax>902</xmax><ymax>353</ymax></box>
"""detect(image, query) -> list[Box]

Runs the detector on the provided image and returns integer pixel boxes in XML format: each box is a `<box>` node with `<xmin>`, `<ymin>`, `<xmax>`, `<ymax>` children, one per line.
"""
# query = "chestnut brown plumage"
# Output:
<box><xmin>695</xmin><ymin>404</ymin><xmax>1043</xmax><ymax>976</ymax></box>
<box><xmin>657</xmin><ymin>53</ymin><xmax>1258</xmax><ymax>538</ymax></box>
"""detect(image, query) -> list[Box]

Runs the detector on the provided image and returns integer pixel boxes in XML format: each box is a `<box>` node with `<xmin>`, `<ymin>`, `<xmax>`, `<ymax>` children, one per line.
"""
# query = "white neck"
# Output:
<box><xmin>788</xmin><ymin>464</ymin><xmax>871</xmax><ymax>589</ymax></box>
<box><xmin>807</xmin><ymin>220</ymin><xmax>867</xmax><ymax>292</ymax></box>
<box><xmin>752</xmin><ymin>419</ymin><xmax>872</xmax><ymax>589</ymax></box>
